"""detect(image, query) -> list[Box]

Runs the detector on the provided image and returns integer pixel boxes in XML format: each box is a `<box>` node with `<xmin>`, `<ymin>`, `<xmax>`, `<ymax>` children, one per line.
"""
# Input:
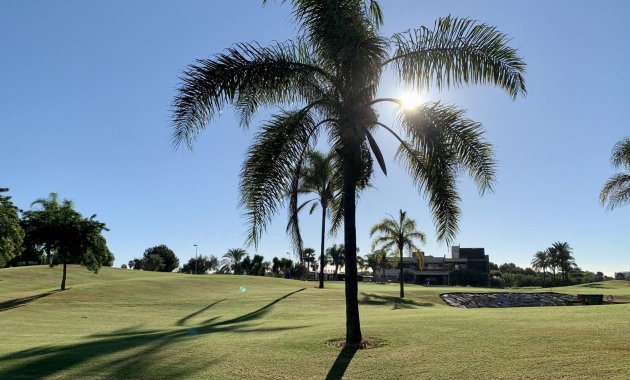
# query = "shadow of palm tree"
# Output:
<box><xmin>0</xmin><ymin>288</ymin><xmax>307</xmax><ymax>379</ymax></box>
<box><xmin>359</xmin><ymin>292</ymin><xmax>433</xmax><ymax>309</ymax></box>
<box><xmin>0</xmin><ymin>290</ymin><xmax>59</xmax><ymax>313</ymax></box>
<box><xmin>325</xmin><ymin>345</ymin><xmax>358</xmax><ymax>380</ymax></box>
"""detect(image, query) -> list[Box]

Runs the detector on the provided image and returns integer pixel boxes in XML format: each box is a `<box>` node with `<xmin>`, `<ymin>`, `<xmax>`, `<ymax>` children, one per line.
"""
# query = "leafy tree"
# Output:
<box><xmin>531</xmin><ymin>250</ymin><xmax>549</xmax><ymax>285</ymax></box>
<box><xmin>143</xmin><ymin>254</ymin><xmax>165</xmax><ymax>271</ymax></box>
<box><xmin>23</xmin><ymin>193</ymin><xmax>112</xmax><ymax>290</ymax></box>
<box><xmin>326</xmin><ymin>244</ymin><xmax>345</xmax><ymax>280</ymax></box>
<box><xmin>129</xmin><ymin>258</ymin><xmax>144</xmax><ymax>270</ymax></box>
<box><xmin>180</xmin><ymin>255</ymin><xmax>219</xmax><ymax>274</ymax></box>
<box><xmin>272</xmin><ymin>257</ymin><xmax>293</xmax><ymax>276</ymax></box>
<box><xmin>140</xmin><ymin>245</ymin><xmax>180</xmax><ymax>272</ymax></box>
<box><xmin>615</xmin><ymin>272</ymin><xmax>627</xmax><ymax>280</ymax></box>
<box><xmin>121</xmin><ymin>264</ymin><xmax>128</xmax><ymax>269</ymax></box>
<box><xmin>221</xmin><ymin>248</ymin><xmax>248</xmax><ymax>274</ymax></box>
<box><xmin>0</xmin><ymin>188</ymin><xmax>24</xmax><ymax>266</ymax></box>
<box><xmin>370</xmin><ymin>210</ymin><xmax>426</xmax><ymax>298</ymax></box>
<box><xmin>242</xmin><ymin>254</ymin><xmax>270</xmax><ymax>276</ymax></box>
<box><xmin>600</xmin><ymin>137</ymin><xmax>630</xmax><ymax>209</ymax></box>
<box><xmin>171</xmin><ymin>1</ymin><xmax>525</xmax><ymax>345</ymax></box>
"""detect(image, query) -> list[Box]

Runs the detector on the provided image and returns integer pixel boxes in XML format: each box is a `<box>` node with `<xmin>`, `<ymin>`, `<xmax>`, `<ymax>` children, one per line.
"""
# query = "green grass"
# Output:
<box><xmin>1</xmin><ymin>266</ymin><xmax>629</xmax><ymax>379</ymax></box>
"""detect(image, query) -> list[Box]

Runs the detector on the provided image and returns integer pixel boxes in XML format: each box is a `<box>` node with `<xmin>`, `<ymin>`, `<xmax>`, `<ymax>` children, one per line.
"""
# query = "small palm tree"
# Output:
<box><xmin>366</xmin><ymin>248</ymin><xmax>392</xmax><ymax>282</ymax></box>
<box><xmin>370</xmin><ymin>210</ymin><xmax>426</xmax><ymax>298</ymax></box>
<box><xmin>326</xmin><ymin>244</ymin><xmax>345</xmax><ymax>280</ymax></box>
<box><xmin>531</xmin><ymin>250</ymin><xmax>549</xmax><ymax>285</ymax></box>
<box><xmin>288</xmin><ymin>150</ymin><xmax>338</xmax><ymax>288</ymax></box>
<box><xmin>600</xmin><ymin>137</ymin><xmax>630</xmax><ymax>210</ymax></box>
<box><xmin>547</xmin><ymin>247</ymin><xmax>559</xmax><ymax>285</ymax></box>
<box><xmin>221</xmin><ymin>248</ymin><xmax>248</xmax><ymax>274</ymax></box>
<box><xmin>552</xmin><ymin>241</ymin><xmax>574</xmax><ymax>285</ymax></box>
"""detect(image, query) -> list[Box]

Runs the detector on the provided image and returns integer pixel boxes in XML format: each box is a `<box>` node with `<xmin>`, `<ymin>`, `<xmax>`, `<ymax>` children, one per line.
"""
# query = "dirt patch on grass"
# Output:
<box><xmin>327</xmin><ymin>337</ymin><xmax>385</xmax><ymax>349</ymax></box>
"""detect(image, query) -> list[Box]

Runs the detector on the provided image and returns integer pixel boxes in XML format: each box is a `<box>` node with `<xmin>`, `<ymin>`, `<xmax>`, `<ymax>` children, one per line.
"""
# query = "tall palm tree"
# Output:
<box><xmin>303</xmin><ymin>247</ymin><xmax>316</xmax><ymax>272</ymax></box>
<box><xmin>552</xmin><ymin>241</ymin><xmax>574</xmax><ymax>285</ymax></box>
<box><xmin>531</xmin><ymin>250</ymin><xmax>549</xmax><ymax>285</ymax></box>
<box><xmin>172</xmin><ymin>1</ymin><xmax>525</xmax><ymax>345</ymax></box>
<box><xmin>326</xmin><ymin>244</ymin><xmax>345</xmax><ymax>280</ymax></box>
<box><xmin>221</xmin><ymin>248</ymin><xmax>248</xmax><ymax>274</ymax></box>
<box><xmin>287</xmin><ymin>150</ymin><xmax>338</xmax><ymax>288</ymax></box>
<box><xmin>600</xmin><ymin>137</ymin><xmax>630</xmax><ymax>210</ymax></box>
<box><xmin>370</xmin><ymin>210</ymin><xmax>426</xmax><ymax>298</ymax></box>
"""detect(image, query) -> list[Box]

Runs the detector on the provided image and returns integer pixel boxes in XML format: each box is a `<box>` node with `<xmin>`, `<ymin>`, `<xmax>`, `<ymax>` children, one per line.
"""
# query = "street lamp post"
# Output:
<box><xmin>194</xmin><ymin>244</ymin><xmax>198</xmax><ymax>275</ymax></box>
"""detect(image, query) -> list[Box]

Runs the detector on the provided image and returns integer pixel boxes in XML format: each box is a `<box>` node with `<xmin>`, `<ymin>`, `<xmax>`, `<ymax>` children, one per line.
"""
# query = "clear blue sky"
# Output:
<box><xmin>2</xmin><ymin>1</ymin><xmax>628</xmax><ymax>275</ymax></box>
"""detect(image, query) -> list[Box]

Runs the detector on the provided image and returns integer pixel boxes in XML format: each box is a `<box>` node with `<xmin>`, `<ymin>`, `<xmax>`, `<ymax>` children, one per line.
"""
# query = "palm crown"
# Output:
<box><xmin>600</xmin><ymin>137</ymin><xmax>630</xmax><ymax>210</ymax></box>
<box><xmin>172</xmin><ymin>0</ymin><xmax>525</xmax><ymax>345</ymax></box>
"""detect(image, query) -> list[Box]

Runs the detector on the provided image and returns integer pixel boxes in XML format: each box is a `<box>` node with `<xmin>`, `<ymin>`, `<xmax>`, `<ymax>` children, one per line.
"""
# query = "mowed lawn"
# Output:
<box><xmin>1</xmin><ymin>266</ymin><xmax>629</xmax><ymax>379</ymax></box>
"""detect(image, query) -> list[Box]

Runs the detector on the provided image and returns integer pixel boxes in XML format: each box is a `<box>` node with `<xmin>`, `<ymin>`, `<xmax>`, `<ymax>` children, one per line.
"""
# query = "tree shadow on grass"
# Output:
<box><xmin>359</xmin><ymin>292</ymin><xmax>433</xmax><ymax>309</ymax></box>
<box><xmin>0</xmin><ymin>290</ymin><xmax>59</xmax><ymax>313</ymax></box>
<box><xmin>325</xmin><ymin>345</ymin><xmax>358</xmax><ymax>380</ymax></box>
<box><xmin>0</xmin><ymin>288</ymin><xmax>307</xmax><ymax>379</ymax></box>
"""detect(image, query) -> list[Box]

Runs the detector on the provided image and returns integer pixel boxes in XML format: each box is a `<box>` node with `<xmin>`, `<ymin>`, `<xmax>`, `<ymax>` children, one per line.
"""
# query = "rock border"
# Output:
<box><xmin>440</xmin><ymin>292</ymin><xmax>577</xmax><ymax>308</ymax></box>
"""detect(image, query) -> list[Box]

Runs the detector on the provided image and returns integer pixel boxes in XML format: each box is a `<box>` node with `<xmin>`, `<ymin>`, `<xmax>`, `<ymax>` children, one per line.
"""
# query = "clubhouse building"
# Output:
<box><xmin>379</xmin><ymin>245</ymin><xmax>490</xmax><ymax>286</ymax></box>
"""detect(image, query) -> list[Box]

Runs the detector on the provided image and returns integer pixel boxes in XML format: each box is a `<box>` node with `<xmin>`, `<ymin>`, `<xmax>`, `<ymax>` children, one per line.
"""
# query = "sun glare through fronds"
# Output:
<box><xmin>400</xmin><ymin>92</ymin><xmax>424</xmax><ymax>109</ymax></box>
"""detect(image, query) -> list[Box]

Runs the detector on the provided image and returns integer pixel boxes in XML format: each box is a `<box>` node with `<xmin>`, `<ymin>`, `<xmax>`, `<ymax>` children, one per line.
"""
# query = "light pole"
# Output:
<box><xmin>194</xmin><ymin>244</ymin><xmax>198</xmax><ymax>275</ymax></box>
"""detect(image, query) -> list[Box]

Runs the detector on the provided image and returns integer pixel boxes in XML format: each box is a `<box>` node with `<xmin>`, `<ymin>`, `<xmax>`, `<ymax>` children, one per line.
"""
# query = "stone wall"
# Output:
<box><xmin>441</xmin><ymin>292</ymin><xmax>577</xmax><ymax>308</ymax></box>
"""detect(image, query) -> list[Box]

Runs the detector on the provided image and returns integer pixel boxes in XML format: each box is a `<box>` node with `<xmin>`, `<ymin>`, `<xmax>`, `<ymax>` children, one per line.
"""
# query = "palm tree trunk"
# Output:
<box><xmin>342</xmin><ymin>149</ymin><xmax>362</xmax><ymax>347</ymax></box>
<box><xmin>61</xmin><ymin>255</ymin><xmax>67</xmax><ymax>291</ymax></box>
<box><xmin>398</xmin><ymin>243</ymin><xmax>404</xmax><ymax>299</ymax></box>
<box><xmin>319</xmin><ymin>203</ymin><xmax>326</xmax><ymax>289</ymax></box>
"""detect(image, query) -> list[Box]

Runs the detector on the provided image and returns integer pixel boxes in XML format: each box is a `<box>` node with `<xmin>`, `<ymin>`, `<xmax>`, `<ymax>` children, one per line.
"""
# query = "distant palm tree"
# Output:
<box><xmin>302</xmin><ymin>247</ymin><xmax>315</xmax><ymax>271</ymax></box>
<box><xmin>370</xmin><ymin>210</ymin><xmax>426</xmax><ymax>298</ymax></box>
<box><xmin>547</xmin><ymin>247</ymin><xmax>559</xmax><ymax>285</ymax></box>
<box><xmin>552</xmin><ymin>241</ymin><xmax>575</xmax><ymax>285</ymax></box>
<box><xmin>366</xmin><ymin>249</ymin><xmax>392</xmax><ymax>282</ymax></box>
<box><xmin>221</xmin><ymin>248</ymin><xmax>247</xmax><ymax>274</ymax></box>
<box><xmin>171</xmin><ymin>0</ymin><xmax>525</xmax><ymax>345</ymax></box>
<box><xmin>326</xmin><ymin>244</ymin><xmax>345</xmax><ymax>280</ymax></box>
<box><xmin>531</xmin><ymin>250</ymin><xmax>549</xmax><ymax>285</ymax></box>
<box><xmin>287</xmin><ymin>150</ymin><xmax>338</xmax><ymax>288</ymax></box>
<box><xmin>600</xmin><ymin>137</ymin><xmax>630</xmax><ymax>210</ymax></box>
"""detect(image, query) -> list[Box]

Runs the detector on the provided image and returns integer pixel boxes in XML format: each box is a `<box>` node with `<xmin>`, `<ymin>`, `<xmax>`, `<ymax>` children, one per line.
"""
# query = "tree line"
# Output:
<box><xmin>0</xmin><ymin>190</ymin><xmax>113</xmax><ymax>290</ymax></box>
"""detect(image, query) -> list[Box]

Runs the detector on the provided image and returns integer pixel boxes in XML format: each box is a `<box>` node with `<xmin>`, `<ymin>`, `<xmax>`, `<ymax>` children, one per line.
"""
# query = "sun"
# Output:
<box><xmin>400</xmin><ymin>92</ymin><xmax>424</xmax><ymax>110</ymax></box>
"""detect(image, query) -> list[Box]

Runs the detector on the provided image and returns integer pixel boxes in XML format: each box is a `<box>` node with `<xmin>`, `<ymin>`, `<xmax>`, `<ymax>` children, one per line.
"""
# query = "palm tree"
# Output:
<box><xmin>552</xmin><ymin>241</ymin><xmax>575</xmax><ymax>285</ymax></box>
<box><xmin>303</xmin><ymin>247</ymin><xmax>316</xmax><ymax>272</ymax></box>
<box><xmin>547</xmin><ymin>247</ymin><xmax>559</xmax><ymax>286</ymax></box>
<box><xmin>366</xmin><ymin>248</ymin><xmax>392</xmax><ymax>282</ymax></box>
<box><xmin>287</xmin><ymin>150</ymin><xmax>338</xmax><ymax>288</ymax></box>
<box><xmin>171</xmin><ymin>1</ymin><xmax>525</xmax><ymax>345</ymax></box>
<box><xmin>600</xmin><ymin>137</ymin><xmax>630</xmax><ymax>210</ymax></box>
<box><xmin>326</xmin><ymin>244</ymin><xmax>345</xmax><ymax>280</ymax></box>
<box><xmin>531</xmin><ymin>250</ymin><xmax>549</xmax><ymax>286</ymax></box>
<box><xmin>370</xmin><ymin>210</ymin><xmax>426</xmax><ymax>298</ymax></box>
<box><xmin>221</xmin><ymin>248</ymin><xmax>248</xmax><ymax>274</ymax></box>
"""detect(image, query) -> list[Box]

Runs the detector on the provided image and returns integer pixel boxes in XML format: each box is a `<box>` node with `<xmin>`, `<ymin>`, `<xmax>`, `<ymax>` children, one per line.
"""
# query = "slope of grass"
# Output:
<box><xmin>1</xmin><ymin>266</ymin><xmax>629</xmax><ymax>379</ymax></box>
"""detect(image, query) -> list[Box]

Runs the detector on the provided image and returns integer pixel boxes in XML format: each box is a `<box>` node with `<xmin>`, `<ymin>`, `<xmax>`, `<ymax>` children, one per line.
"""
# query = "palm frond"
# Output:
<box><xmin>611</xmin><ymin>137</ymin><xmax>630</xmax><ymax>170</ymax></box>
<box><xmin>395</xmin><ymin>143</ymin><xmax>460</xmax><ymax>244</ymax></box>
<box><xmin>600</xmin><ymin>173</ymin><xmax>630</xmax><ymax>210</ymax></box>
<box><xmin>240</xmin><ymin>109</ymin><xmax>318</xmax><ymax>248</ymax></box>
<box><xmin>172</xmin><ymin>40</ymin><xmax>329</xmax><ymax>148</ymax></box>
<box><xmin>399</xmin><ymin>103</ymin><xmax>496</xmax><ymax>194</ymax></box>
<box><xmin>388</xmin><ymin>16</ymin><xmax>526</xmax><ymax>98</ymax></box>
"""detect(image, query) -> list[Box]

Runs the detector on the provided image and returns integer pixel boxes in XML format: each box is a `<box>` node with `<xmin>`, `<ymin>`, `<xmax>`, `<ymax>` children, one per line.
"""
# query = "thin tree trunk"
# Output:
<box><xmin>61</xmin><ymin>256</ymin><xmax>67</xmax><ymax>291</ymax></box>
<box><xmin>319</xmin><ymin>202</ymin><xmax>326</xmax><ymax>289</ymax></box>
<box><xmin>342</xmin><ymin>149</ymin><xmax>362</xmax><ymax>346</ymax></box>
<box><xmin>398</xmin><ymin>243</ymin><xmax>404</xmax><ymax>298</ymax></box>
